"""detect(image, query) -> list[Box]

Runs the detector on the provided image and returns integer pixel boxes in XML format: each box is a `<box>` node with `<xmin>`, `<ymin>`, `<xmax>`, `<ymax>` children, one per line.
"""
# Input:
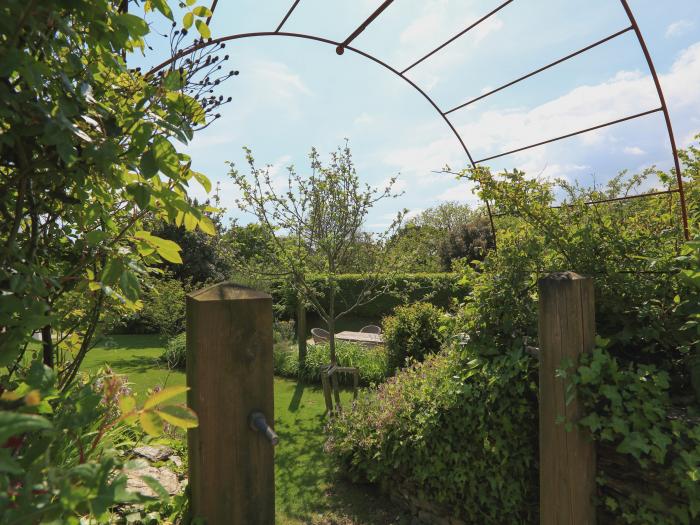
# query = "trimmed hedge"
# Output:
<box><xmin>270</xmin><ymin>272</ymin><xmax>468</xmax><ymax>319</ymax></box>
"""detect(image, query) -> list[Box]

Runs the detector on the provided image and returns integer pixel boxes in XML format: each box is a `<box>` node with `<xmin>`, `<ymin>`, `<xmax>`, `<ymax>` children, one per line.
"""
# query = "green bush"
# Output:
<box><xmin>274</xmin><ymin>341</ymin><xmax>389</xmax><ymax>386</ymax></box>
<box><xmin>382</xmin><ymin>302</ymin><xmax>446</xmax><ymax>370</ymax></box>
<box><xmin>326</xmin><ymin>347</ymin><xmax>539</xmax><ymax>523</ymax></box>
<box><xmin>160</xmin><ymin>332</ymin><xmax>187</xmax><ymax>370</ymax></box>
<box><xmin>114</xmin><ymin>276</ymin><xmax>188</xmax><ymax>337</ymax></box>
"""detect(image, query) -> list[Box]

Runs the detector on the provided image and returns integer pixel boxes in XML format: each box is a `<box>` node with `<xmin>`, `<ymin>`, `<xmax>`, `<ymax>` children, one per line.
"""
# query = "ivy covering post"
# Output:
<box><xmin>538</xmin><ymin>272</ymin><xmax>596</xmax><ymax>525</ymax></box>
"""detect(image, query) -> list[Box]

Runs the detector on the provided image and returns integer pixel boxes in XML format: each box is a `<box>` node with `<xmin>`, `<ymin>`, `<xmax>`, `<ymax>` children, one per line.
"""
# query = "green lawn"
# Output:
<box><xmin>83</xmin><ymin>335</ymin><xmax>408</xmax><ymax>524</ymax></box>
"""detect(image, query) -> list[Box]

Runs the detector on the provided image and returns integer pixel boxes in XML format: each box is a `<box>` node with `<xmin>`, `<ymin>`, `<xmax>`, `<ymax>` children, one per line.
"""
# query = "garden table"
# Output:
<box><xmin>335</xmin><ymin>331</ymin><xmax>383</xmax><ymax>346</ymax></box>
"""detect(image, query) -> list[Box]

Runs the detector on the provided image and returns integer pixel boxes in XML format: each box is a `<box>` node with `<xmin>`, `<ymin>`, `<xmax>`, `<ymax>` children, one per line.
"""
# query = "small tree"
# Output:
<box><xmin>229</xmin><ymin>143</ymin><xmax>404</xmax><ymax>403</ymax></box>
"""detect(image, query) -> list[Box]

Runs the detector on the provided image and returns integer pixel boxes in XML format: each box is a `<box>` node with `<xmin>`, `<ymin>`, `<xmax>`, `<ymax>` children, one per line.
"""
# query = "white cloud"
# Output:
<box><xmin>354</xmin><ymin>112</ymin><xmax>375</xmax><ymax>126</ymax></box>
<box><xmin>379</xmin><ymin>41</ymin><xmax>700</xmax><ymax>198</ymax></box>
<box><xmin>666</xmin><ymin>20</ymin><xmax>694</xmax><ymax>38</ymax></box>
<box><xmin>436</xmin><ymin>182</ymin><xmax>481</xmax><ymax>205</ymax></box>
<box><xmin>252</xmin><ymin>60</ymin><xmax>312</xmax><ymax>100</ymax></box>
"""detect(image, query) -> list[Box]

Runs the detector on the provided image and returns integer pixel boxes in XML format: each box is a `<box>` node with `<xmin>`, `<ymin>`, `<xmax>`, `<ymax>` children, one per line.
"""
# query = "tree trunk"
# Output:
<box><xmin>296</xmin><ymin>294</ymin><xmax>307</xmax><ymax>373</ymax></box>
<box><xmin>42</xmin><ymin>324</ymin><xmax>53</xmax><ymax>368</ymax></box>
<box><xmin>328</xmin><ymin>283</ymin><xmax>341</xmax><ymax>409</ymax></box>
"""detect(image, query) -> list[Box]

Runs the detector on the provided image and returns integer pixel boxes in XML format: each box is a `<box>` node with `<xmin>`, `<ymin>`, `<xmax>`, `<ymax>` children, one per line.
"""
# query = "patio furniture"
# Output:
<box><xmin>311</xmin><ymin>327</ymin><xmax>330</xmax><ymax>344</ymax></box>
<box><xmin>336</xmin><ymin>330</ymin><xmax>383</xmax><ymax>346</ymax></box>
<box><xmin>359</xmin><ymin>325</ymin><xmax>382</xmax><ymax>334</ymax></box>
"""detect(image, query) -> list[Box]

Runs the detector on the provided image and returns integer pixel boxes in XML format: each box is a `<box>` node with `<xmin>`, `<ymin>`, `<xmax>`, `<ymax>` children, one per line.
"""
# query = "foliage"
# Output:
<box><xmin>271</xmin><ymin>272</ymin><xmax>468</xmax><ymax>320</ymax></box>
<box><xmin>229</xmin><ymin>142</ymin><xmax>404</xmax><ymax>364</ymax></box>
<box><xmin>148</xmin><ymin>191</ymin><xmax>232</xmax><ymax>285</ymax></box>
<box><xmin>326</xmin><ymin>347</ymin><xmax>539</xmax><ymax>523</ymax></box>
<box><xmin>160</xmin><ymin>332</ymin><xmax>187</xmax><ymax>370</ymax></box>
<box><xmin>569</xmin><ymin>346</ymin><xmax>700</xmax><ymax>524</ymax></box>
<box><xmin>386</xmin><ymin>201</ymin><xmax>487</xmax><ymax>272</ymax></box>
<box><xmin>0</xmin><ymin>0</ymin><xmax>231</xmax><ymax>385</ymax></box>
<box><xmin>0</xmin><ymin>363</ymin><xmax>197</xmax><ymax>523</ymax></box>
<box><xmin>274</xmin><ymin>341</ymin><xmax>389</xmax><ymax>386</ymax></box>
<box><xmin>382</xmin><ymin>302</ymin><xmax>447</xmax><ymax>371</ymax></box>
<box><xmin>273</xmin><ymin>319</ymin><xmax>296</xmax><ymax>344</ymax></box>
<box><xmin>437</xmin><ymin>216</ymin><xmax>494</xmax><ymax>271</ymax></box>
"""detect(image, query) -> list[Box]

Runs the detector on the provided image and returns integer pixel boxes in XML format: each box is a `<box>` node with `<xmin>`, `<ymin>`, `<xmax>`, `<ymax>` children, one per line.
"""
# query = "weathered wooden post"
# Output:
<box><xmin>187</xmin><ymin>283</ymin><xmax>275</xmax><ymax>524</ymax></box>
<box><xmin>538</xmin><ymin>272</ymin><xmax>596</xmax><ymax>525</ymax></box>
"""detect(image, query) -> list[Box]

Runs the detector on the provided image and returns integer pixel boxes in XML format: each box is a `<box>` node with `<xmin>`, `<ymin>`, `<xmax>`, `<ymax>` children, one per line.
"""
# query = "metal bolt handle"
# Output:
<box><xmin>248</xmin><ymin>411</ymin><xmax>279</xmax><ymax>446</ymax></box>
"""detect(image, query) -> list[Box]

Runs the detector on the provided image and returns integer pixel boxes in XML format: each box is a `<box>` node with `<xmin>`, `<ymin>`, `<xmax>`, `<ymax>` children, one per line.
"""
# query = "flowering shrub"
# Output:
<box><xmin>326</xmin><ymin>347</ymin><xmax>539</xmax><ymax>523</ymax></box>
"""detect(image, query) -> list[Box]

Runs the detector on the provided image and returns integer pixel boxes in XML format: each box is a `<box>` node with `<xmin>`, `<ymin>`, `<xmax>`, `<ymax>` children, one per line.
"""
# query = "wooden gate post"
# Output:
<box><xmin>538</xmin><ymin>272</ymin><xmax>596</xmax><ymax>525</ymax></box>
<box><xmin>187</xmin><ymin>283</ymin><xmax>275</xmax><ymax>524</ymax></box>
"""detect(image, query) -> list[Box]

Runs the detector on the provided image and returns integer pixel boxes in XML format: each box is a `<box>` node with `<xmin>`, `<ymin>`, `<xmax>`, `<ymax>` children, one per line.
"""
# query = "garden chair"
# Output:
<box><xmin>360</xmin><ymin>325</ymin><xmax>382</xmax><ymax>334</ymax></box>
<box><xmin>311</xmin><ymin>327</ymin><xmax>330</xmax><ymax>344</ymax></box>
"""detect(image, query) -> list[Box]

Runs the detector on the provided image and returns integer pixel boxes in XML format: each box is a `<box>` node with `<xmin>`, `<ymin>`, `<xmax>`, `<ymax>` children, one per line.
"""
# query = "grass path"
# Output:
<box><xmin>84</xmin><ymin>335</ymin><xmax>408</xmax><ymax>524</ymax></box>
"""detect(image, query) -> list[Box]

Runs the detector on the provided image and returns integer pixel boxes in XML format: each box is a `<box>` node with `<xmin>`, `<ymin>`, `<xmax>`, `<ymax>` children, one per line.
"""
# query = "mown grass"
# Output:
<box><xmin>81</xmin><ymin>334</ymin><xmax>408</xmax><ymax>524</ymax></box>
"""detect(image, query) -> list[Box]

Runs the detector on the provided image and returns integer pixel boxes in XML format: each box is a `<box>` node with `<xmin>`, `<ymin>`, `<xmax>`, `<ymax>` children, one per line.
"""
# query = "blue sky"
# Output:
<box><xmin>141</xmin><ymin>0</ymin><xmax>700</xmax><ymax>229</ymax></box>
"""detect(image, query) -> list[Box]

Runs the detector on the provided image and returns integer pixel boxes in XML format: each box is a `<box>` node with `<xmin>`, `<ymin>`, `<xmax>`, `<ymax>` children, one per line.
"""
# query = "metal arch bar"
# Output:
<box><xmin>445</xmin><ymin>26</ymin><xmax>634</xmax><ymax>115</ymax></box>
<box><xmin>618</xmin><ymin>0</ymin><xmax>689</xmax><ymax>240</ymax></box>
<box><xmin>336</xmin><ymin>0</ymin><xmax>395</xmax><ymax>54</ymax></box>
<box><xmin>144</xmin><ymin>30</ymin><xmax>498</xmax><ymax>245</ymax></box>
<box><xmin>276</xmin><ymin>0</ymin><xmax>302</xmax><ymax>33</ymax></box>
<box><xmin>474</xmin><ymin>107</ymin><xmax>662</xmax><ymax>164</ymax></box>
<box><xmin>401</xmin><ymin>0</ymin><xmax>515</xmax><ymax>75</ymax></box>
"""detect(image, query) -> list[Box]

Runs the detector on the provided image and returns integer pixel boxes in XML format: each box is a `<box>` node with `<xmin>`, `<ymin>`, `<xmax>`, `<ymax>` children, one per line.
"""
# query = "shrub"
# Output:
<box><xmin>326</xmin><ymin>347</ymin><xmax>539</xmax><ymax>523</ymax></box>
<box><xmin>382</xmin><ymin>302</ymin><xmax>446</xmax><ymax>370</ymax></box>
<box><xmin>274</xmin><ymin>341</ymin><xmax>389</xmax><ymax>386</ymax></box>
<box><xmin>160</xmin><ymin>332</ymin><xmax>187</xmax><ymax>370</ymax></box>
<box><xmin>114</xmin><ymin>276</ymin><xmax>188</xmax><ymax>337</ymax></box>
<box><xmin>273</xmin><ymin>319</ymin><xmax>296</xmax><ymax>344</ymax></box>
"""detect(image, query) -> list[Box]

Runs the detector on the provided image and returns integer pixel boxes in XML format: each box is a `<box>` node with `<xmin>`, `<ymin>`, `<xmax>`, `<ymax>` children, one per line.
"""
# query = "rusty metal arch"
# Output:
<box><xmin>148</xmin><ymin>0</ymin><xmax>690</xmax><ymax>241</ymax></box>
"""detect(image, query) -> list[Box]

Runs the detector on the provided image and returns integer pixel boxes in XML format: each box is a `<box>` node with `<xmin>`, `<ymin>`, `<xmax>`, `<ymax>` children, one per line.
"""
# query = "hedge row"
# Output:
<box><xmin>269</xmin><ymin>272</ymin><xmax>468</xmax><ymax>319</ymax></box>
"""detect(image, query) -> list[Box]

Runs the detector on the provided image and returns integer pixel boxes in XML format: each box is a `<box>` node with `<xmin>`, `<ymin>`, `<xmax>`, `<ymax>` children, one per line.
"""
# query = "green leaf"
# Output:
<box><xmin>126</xmin><ymin>183</ymin><xmax>151</xmax><ymax>209</ymax></box>
<box><xmin>150</xmin><ymin>236</ymin><xmax>183</xmax><ymax>264</ymax></box>
<box><xmin>183</xmin><ymin>12</ymin><xmax>194</xmax><ymax>29</ymax></box>
<box><xmin>150</xmin><ymin>0</ymin><xmax>174</xmax><ymax>20</ymax></box>
<box><xmin>119</xmin><ymin>270</ymin><xmax>141</xmax><ymax>301</ymax></box>
<box><xmin>0</xmin><ymin>412</ymin><xmax>52</xmax><ymax>443</ymax></box>
<box><xmin>198</xmin><ymin>216</ymin><xmax>216</xmax><ymax>235</ymax></box>
<box><xmin>119</xmin><ymin>396</ymin><xmax>136</xmax><ymax>414</ymax></box>
<box><xmin>141</xmin><ymin>475</ymin><xmax>170</xmax><ymax>500</ymax></box>
<box><xmin>193</xmin><ymin>171</ymin><xmax>212</xmax><ymax>193</ymax></box>
<box><xmin>140</xmin><ymin>149</ymin><xmax>159</xmax><ymax>178</ymax></box>
<box><xmin>184</xmin><ymin>212</ymin><xmax>198</xmax><ymax>232</ymax></box>
<box><xmin>192</xmin><ymin>6</ymin><xmax>212</xmax><ymax>17</ymax></box>
<box><xmin>155</xmin><ymin>405</ymin><xmax>198</xmax><ymax>429</ymax></box>
<box><xmin>195</xmin><ymin>19</ymin><xmax>211</xmax><ymax>39</ymax></box>
<box><xmin>139</xmin><ymin>411</ymin><xmax>162</xmax><ymax>436</ymax></box>
<box><xmin>152</xmin><ymin>137</ymin><xmax>180</xmax><ymax>179</ymax></box>
<box><xmin>0</xmin><ymin>449</ymin><xmax>23</xmax><ymax>475</ymax></box>
<box><xmin>101</xmin><ymin>259</ymin><xmax>124</xmax><ymax>286</ymax></box>
<box><xmin>144</xmin><ymin>386</ymin><xmax>189</xmax><ymax>409</ymax></box>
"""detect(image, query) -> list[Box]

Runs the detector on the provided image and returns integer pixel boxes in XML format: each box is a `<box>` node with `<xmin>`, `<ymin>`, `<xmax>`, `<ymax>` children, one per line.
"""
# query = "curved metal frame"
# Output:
<box><xmin>149</xmin><ymin>0</ymin><xmax>690</xmax><ymax>241</ymax></box>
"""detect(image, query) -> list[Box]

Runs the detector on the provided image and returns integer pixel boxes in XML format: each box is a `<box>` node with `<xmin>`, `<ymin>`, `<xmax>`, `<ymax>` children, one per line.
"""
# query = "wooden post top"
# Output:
<box><xmin>539</xmin><ymin>271</ymin><xmax>588</xmax><ymax>283</ymax></box>
<box><xmin>188</xmin><ymin>282</ymin><xmax>271</xmax><ymax>302</ymax></box>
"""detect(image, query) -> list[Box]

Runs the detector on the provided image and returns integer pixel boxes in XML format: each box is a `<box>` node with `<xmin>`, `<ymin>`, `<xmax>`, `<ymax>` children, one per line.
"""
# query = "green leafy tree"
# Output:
<box><xmin>229</xmin><ymin>143</ymin><xmax>405</xmax><ymax>370</ymax></box>
<box><xmin>0</xmin><ymin>0</ymin><xmax>232</xmax><ymax>386</ymax></box>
